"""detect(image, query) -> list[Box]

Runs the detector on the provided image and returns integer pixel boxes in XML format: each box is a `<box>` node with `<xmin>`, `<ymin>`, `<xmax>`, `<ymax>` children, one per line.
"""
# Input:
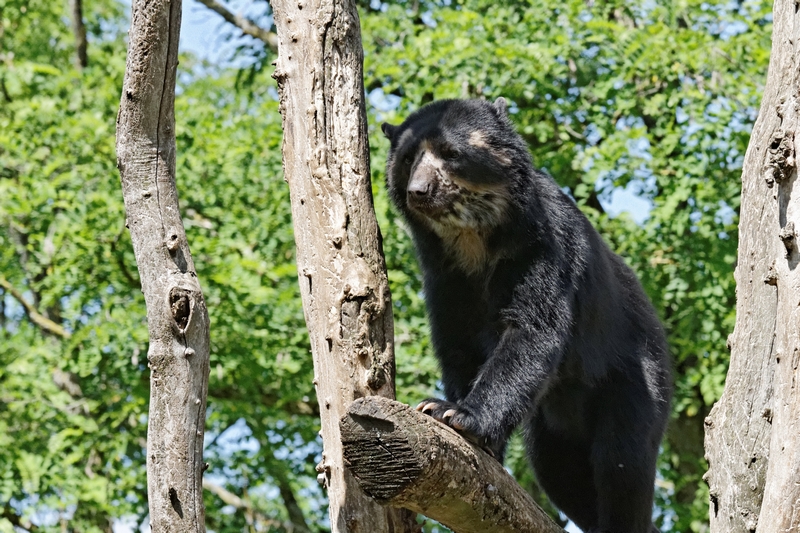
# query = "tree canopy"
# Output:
<box><xmin>0</xmin><ymin>0</ymin><xmax>772</xmax><ymax>531</ymax></box>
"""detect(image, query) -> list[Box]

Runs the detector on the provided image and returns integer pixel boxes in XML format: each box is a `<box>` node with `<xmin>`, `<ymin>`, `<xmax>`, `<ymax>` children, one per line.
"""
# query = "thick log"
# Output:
<box><xmin>341</xmin><ymin>396</ymin><xmax>564</xmax><ymax>533</ymax></box>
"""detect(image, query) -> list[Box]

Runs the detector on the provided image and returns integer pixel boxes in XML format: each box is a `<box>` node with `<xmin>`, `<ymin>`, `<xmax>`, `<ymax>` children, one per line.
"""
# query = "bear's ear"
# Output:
<box><xmin>381</xmin><ymin>122</ymin><xmax>398</xmax><ymax>141</ymax></box>
<box><xmin>493</xmin><ymin>97</ymin><xmax>508</xmax><ymax>116</ymax></box>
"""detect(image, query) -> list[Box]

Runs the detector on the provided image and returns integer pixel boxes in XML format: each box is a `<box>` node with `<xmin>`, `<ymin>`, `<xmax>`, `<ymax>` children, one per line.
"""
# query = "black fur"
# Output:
<box><xmin>382</xmin><ymin>98</ymin><xmax>672</xmax><ymax>533</ymax></box>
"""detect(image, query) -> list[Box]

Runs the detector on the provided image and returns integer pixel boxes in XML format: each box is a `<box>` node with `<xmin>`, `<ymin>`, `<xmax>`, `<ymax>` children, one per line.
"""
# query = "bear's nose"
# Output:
<box><xmin>407</xmin><ymin>156</ymin><xmax>438</xmax><ymax>206</ymax></box>
<box><xmin>408</xmin><ymin>180</ymin><xmax>430</xmax><ymax>197</ymax></box>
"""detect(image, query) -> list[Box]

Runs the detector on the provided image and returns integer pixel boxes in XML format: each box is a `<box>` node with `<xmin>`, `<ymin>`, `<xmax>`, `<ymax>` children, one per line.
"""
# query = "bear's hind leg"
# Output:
<box><xmin>526</xmin><ymin>416</ymin><xmax>599</xmax><ymax>531</ymax></box>
<box><xmin>590</xmin><ymin>388</ymin><xmax>662</xmax><ymax>533</ymax></box>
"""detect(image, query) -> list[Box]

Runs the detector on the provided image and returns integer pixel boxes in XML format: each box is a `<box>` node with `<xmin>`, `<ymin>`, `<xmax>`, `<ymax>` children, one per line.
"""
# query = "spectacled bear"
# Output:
<box><xmin>382</xmin><ymin>98</ymin><xmax>672</xmax><ymax>533</ymax></box>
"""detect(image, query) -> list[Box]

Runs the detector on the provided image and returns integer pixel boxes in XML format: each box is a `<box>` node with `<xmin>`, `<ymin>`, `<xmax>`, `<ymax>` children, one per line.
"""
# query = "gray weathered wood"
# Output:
<box><xmin>341</xmin><ymin>397</ymin><xmax>565</xmax><ymax>533</ymax></box>
<box><xmin>116</xmin><ymin>1</ymin><xmax>211</xmax><ymax>531</ymax></box>
<box><xmin>270</xmin><ymin>0</ymin><xmax>416</xmax><ymax>531</ymax></box>
<box><xmin>705</xmin><ymin>1</ymin><xmax>800</xmax><ymax>531</ymax></box>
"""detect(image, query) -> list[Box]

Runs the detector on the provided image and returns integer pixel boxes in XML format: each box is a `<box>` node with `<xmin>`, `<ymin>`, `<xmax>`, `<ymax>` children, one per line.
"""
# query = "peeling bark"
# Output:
<box><xmin>116</xmin><ymin>1</ymin><xmax>210</xmax><ymax>531</ymax></box>
<box><xmin>270</xmin><ymin>0</ymin><xmax>416</xmax><ymax>531</ymax></box>
<box><xmin>705</xmin><ymin>1</ymin><xmax>800</xmax><ymax>531</ymax></box>
<box><xmin>341</xmin><ymin>397</ymin><xmax>565</xmax><ymax>533</ymax></box>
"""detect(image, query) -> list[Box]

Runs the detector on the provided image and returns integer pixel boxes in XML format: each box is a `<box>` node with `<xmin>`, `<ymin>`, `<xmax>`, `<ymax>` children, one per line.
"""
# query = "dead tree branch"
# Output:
<box><xmin>341</xmin><ymin>397</ymin><xmax>565</xmax><ymax>533</ymax></box>
<box><xmin>202</xmin><ymin>480</ymin><xmax>282</xmax><ymax>529</ymax></box>
<box><xmin>0</xmin><ymin>275</ymin><xmax>71</xmax><ymax>338</ymax></box>
<box><xmin>194</xmin><ymin>0</ymin><xmax>278</xmax><ymax>50</ymax></box>
<box><xmin>116</xmin><ymin>0</ymin><xmax>211</xmax><ymax>531</ymax></box>
<box><xmin>270</xmin><ymin>0</ymin><xmax>416</xmax><ymax>529</ymax></box>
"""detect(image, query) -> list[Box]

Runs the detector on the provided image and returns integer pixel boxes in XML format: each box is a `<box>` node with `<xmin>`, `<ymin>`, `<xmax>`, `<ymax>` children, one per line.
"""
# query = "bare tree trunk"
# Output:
<box><xmin>341</xmin><ymin>397</ymin><xmax>565</xmax><ymax>533</ymax></box>
<box><xmin>70</xmin><ymin>0</ymin><xmax>88</xmax><ymax>69</ymax></box>
<box><xmin>270</xmin><ymin>1</ymin><xmax>416</xmax><ymax>531</ymax></box>
<box><xmin>705</xmin><ymin>1</ymin><xmax>800</xmax><ymax>531</ymax></box>
<box><xmin>116</xmin><ymin>1</ymin><xmax>210</xmax><ymax>531</ymax></box>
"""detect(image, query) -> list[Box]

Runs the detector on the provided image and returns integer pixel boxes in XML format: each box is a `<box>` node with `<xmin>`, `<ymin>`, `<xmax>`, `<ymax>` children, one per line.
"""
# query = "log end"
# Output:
<box><xmin>341</xmin><ymin>397</ymin><xmax>425</xmax><ymax>502</ymax></box>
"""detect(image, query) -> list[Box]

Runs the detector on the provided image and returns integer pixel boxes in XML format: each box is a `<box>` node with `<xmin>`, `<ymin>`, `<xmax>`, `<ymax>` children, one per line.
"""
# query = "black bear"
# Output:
<box><xmin>382</xmin><ymin>98</ymin><xmax>672</xmax><ymax>533</ymax></box>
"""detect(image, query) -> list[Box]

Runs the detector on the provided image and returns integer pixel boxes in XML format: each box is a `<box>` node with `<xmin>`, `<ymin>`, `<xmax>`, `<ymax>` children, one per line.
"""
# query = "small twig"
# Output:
<box><xmin>0</xmin><ymin>276</ymin><xmax>71</xmax><ymax>338</ymax></box>
<box><xmin>202</xmin><ymin>480</ymin><xmax>282</xmax><ymax>528</ymax></box>
<box><xmin>194</xmin><ymin>0</ymin><xmax>278</xmax><ymax>50</ymax></box>
<box><xmin>111</xmin><ymin>224</ymin><xmax>139</xmax><ymax>288</ymax></box>
<box><xmin>0</xmin><ymin>76</ymin><xmax>11</xmax><ymax>103</ymax></box>
<box><xmin>561</xmin><ymin>121</ymin><xmax>585</xmax><ymax>141</ymax></box>
<box><xmin>2</xmin><ymin>506</ymin><xmax>39</xmax><ymax>532</ymax></box>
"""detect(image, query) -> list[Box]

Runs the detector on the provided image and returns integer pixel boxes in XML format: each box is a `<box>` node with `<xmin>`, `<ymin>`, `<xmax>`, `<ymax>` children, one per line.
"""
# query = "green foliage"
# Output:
<box><xmin>0</xmin><ymin>0</ymin><xmax>773</xmax><ymax>531</ymax></box>
<box><xmin>1</xmin><ymin>2</ymin><xmax>319</xmax><ymax>530</ymax></box>
<box><xmin>1</xmin><ymin>2</ymin><xmax>149</xmax><ymax>529</ymax></box>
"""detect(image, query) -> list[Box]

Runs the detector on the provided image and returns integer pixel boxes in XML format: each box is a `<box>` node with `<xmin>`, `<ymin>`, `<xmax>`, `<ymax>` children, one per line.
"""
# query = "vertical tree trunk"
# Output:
<box><xmin>271</xmin><ymin>1</ymin><xmax>416</xmax><ymax>531</ymax></box>
<box><xmin>70</xmin><ymin>0</ymin><xmax>88</xmax><ymax>69</ymax></box>
<box><xmin>116</xmin><ymin>1</ymin><xmax>211</xmax><ymax>532</ymax></box>
<box><xmin>705</xmin><ymin>1</ymin><xmax>800</xmax><ymax>531</ymax></box>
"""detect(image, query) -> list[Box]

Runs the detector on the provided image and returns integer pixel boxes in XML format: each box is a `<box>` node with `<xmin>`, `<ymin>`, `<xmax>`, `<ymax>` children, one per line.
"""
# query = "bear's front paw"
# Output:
<box><xmin>414</xmin><ymin>398</ymin><xmax>495</xmax><ymax>458</ymax></box>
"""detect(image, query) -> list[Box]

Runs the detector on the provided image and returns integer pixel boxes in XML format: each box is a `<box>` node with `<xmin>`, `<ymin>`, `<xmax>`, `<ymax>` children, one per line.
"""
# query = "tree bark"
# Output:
<box><xmin>704</xmin><ymin>1</ymin><xmax>800</xmax><ymax>531</ymax></box>
<box><xmin>116</xmin><ymin>1</ymin><xmax>211</xmax><ymax>532</ymax></box>
<box><xmin>270</xmin><ymin>1</ymin><xmax>417</xmax><ymax>531</ymax></box>
<box><xmin>70</xmin><ymin>0</ymin><xmax>88</xmax><ymax>69</ymax></box>
<box><xmin>341</xmin><ymin>397</ymin><xmax>565</xmax><ymax>533</ymax></box>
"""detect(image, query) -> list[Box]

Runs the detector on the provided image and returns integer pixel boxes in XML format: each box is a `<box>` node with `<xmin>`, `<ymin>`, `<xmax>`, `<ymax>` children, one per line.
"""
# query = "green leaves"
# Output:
<box><xmin>0</xmin><ymin>0</ymin><xmax>774</xmax><ymax>530</ymax></box>
<box><xmin>1</xmin><ymin>1</ymin><xmax>313</xmax><ymax>529</ymax></box>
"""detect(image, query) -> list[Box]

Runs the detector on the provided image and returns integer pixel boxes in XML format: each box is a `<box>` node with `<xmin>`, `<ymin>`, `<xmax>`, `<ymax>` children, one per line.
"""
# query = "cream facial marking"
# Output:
<box><xmin>467</xmin><ymin>130</ymin><xmax>512</xmax><ymax>166</ymax></box>
<box><xmin>407</xmin><ymin>158</ymin><xmax>511</xmax><ymax>274</ymax></box>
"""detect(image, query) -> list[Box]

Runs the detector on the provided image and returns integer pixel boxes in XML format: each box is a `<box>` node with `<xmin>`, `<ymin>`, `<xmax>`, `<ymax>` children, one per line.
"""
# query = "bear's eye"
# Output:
<box><xmin>402</xmin><ymin>154</ymin><xmax>414</xmax><ymax>166</ymax></box>
<box><xmin>440</xmin><ymin>146</ymin><xmax>459</xmax><ymax>161</ymax></box>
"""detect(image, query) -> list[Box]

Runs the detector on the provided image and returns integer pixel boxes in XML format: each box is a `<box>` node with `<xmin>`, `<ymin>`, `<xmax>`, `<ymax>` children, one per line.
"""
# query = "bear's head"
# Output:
<box><xmin>382</xmin><ymin>98</ymin><xmax>529</xmax><ymax>233</ymax></box>
<box><xmin>382</xmin><ymin>98</ymin><xmax>533</xmax><ymax>273</ymax></box>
